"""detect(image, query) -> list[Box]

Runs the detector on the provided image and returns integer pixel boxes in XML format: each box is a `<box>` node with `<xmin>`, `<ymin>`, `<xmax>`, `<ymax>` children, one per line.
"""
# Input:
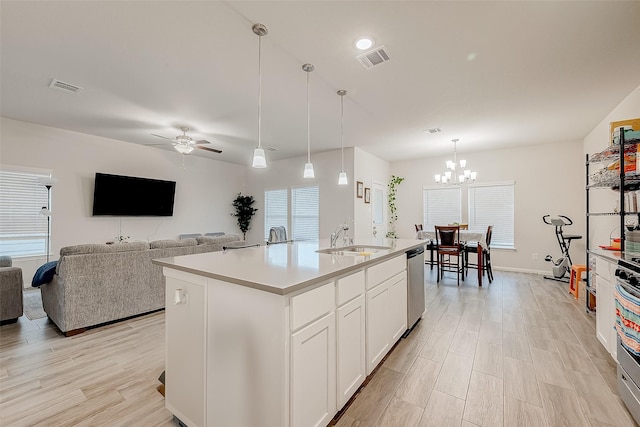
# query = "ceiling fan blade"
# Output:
<box><xmin>151</xmin><ymin>133</ymin><xmax>174</xmax><ymax>141</ymax></box>
<box><xmin>194</xmin><ymin>139</ymin><xmax>212</xmax><ymax>145</ymax></box>
<box><xmin>196</xmin><ymin>146</ymin><xmax>222</xmax><ymax>154</ymax></box>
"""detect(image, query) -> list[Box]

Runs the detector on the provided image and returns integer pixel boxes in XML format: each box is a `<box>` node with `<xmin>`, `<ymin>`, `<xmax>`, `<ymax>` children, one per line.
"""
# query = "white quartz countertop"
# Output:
<box><xmin>590</xmin><ymin>248</ymin><xmax>622</xmax><ymax>263</ymax></box>
<box><xmin>153</xmin><ymin>238</ymin><xmax>425</xmax><ymax>295</ymax></box>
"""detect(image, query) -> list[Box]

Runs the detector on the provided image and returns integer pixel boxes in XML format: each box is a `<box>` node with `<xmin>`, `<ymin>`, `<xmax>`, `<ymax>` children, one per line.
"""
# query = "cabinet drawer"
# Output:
<box><xmin>291</xmin><ymin>282</ymin><xmax>335</xmax><ymax>331</ymax></box>
<box><xmin>367</xmin><ymin>255</ymin><xmax>406</xmax><ymax>290</ymax></box>
<box><xmin>336</xmin><ymin>271</ymin><xmax>365</xmax><ymax>306</ymax></box>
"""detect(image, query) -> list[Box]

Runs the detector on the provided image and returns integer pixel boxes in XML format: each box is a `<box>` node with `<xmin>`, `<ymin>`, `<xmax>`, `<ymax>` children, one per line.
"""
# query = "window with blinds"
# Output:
<box><xmin>265</xmin><ymin>186</ymin><xmax>319</xmax><ymax>242</ymax></box>
<box><xmin>291</xmin><ymin>186</ymin><xmax>319</xmax><ymax>241</ymax></box>
<box><xmin>468</xmin><ymin>182</ymin><xmax>515</xmax><ymax>248</ymax></box>
<box><xmin>423</xmin><ymin>186</ymin><xmax>461</xmax><ymax>232</ymax></box>
<box><xmin>0</xmin><ymin>168</ymin><xmax>51</xmax><ymax>257</ymax></box>
<box><xmin>264</xmin><ymin>188</ymin><xmax>288</xmax><ymax>241</ymax></box>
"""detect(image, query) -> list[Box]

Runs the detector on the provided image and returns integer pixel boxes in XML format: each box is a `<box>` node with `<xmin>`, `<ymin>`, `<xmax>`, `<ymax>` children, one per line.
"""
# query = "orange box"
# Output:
<box><xmin>610</xmin><ymin>118</ymin><xmax>640</xmax><ymax>145</ymax></box>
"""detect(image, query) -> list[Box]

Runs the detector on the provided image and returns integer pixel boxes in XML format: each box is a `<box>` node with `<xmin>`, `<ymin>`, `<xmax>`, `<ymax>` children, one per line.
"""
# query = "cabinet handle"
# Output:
<box><xmin>174</xmin><ymin>289</ymin><xmax>187</xmax><ymax>305</ymax></box>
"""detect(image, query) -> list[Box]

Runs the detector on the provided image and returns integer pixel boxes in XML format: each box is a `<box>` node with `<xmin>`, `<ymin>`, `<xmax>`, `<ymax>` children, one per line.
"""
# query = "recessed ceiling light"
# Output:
<box><xmin>355</xmin><ymin>37</ymin><xmax>374</xmax><ymax>51</ymax></box>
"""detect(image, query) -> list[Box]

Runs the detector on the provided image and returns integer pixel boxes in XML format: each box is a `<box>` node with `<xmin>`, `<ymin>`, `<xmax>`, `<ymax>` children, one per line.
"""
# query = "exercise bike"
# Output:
<box><xmin>543</xmin><ymin>215</ymin><xmax>582</xmax><ymax>282</ymax></box>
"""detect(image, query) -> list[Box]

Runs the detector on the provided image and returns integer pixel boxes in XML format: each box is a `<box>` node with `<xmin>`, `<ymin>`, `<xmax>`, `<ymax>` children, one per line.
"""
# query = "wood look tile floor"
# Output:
<box><xmin>0</xmin><ymin>269</ymin><xmax>637</xmax><ymax>427</ymax></box>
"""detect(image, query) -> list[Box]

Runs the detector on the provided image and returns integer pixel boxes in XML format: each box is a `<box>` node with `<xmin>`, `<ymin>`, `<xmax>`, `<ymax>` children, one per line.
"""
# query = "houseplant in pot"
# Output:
<box><xmin>232</xmin><ymin>193</ymin><xmax>258</xmax><ymax>240</ymax></box>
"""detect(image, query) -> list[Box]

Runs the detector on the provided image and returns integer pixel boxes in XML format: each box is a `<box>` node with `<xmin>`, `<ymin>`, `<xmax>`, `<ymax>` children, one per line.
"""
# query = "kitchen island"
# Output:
<box><xmin>154</xmin><ymin>238</ymin><xmax>424</xmax><ymax>427</ymax></box>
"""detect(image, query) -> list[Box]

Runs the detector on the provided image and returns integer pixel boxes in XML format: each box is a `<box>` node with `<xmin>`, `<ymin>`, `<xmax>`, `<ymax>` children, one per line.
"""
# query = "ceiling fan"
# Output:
<box><xmin>151</xmin><ymin>126</ymin><xmax>222</xmax><ymax>155</ymax></box>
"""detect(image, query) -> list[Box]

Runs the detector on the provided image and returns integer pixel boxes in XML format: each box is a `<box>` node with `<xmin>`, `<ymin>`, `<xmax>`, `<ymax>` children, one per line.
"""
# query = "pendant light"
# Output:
<box><xmin>251</xmin><ymin>23</ymin><xmax>268</xmax><ymax>168</ymax></box>
<box><xmin>337</xmin><ymin>89</ymin><xmax>348</xmax><ymax>186</ymax></box>
<box><xmin>302</xmin><ymin>63</ymin><xmax>315</xmax><ymax>178</ymax></box>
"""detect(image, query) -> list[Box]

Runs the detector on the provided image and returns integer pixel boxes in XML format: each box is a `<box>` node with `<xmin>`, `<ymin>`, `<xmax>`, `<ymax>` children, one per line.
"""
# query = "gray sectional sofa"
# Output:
<box><xmin>40</xmin><ymin>234</ymin><xmax>241</xmax><ymax>335</ymax></box>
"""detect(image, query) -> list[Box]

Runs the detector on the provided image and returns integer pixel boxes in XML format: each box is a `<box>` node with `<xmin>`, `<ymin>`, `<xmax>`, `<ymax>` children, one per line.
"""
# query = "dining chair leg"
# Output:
<box><xmin>486</xmin><ymin>252</ymin><xmax>493</xmax><ymax>283</ymax></box>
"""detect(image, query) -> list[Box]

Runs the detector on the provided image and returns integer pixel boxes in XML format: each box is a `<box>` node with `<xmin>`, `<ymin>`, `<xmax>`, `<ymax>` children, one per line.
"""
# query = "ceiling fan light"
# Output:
<box><xmin>252</xmin><ymin>147</ymin><xmax>267</xmax><ymax>168</ymax></box>
<box><xmin>174</xmin><ymin>143</ymin><xmax>194</xmax><ymax>154</ymax></box>
<box><xmin>303</xmin><ymin>162</ymin><xmax>315</xmax><ymax>179</ymax></box>
<box><xmin>338</xmin><ymin>171</ymin><xmax>348</xmax><ymax>186</ymax></box>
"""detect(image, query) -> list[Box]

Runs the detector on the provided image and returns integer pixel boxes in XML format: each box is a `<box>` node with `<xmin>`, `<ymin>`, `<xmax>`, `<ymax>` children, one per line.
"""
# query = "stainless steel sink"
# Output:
<box><xmin>316</xmin><ymin>245</ymin><xmax>392</xmax><ymax>256</ymax></box>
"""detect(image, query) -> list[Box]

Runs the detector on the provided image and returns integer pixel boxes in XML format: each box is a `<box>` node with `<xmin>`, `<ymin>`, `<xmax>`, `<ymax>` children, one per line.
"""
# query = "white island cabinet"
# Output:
<box><xmin>594</xmin><ymin>253</ymin><xmax>618</xmax><ymax>359</ymax></box>
<box><xmin>156</xmin><ymin>239</ymin><xmax>421</xmax><ymax>427</ymax></box>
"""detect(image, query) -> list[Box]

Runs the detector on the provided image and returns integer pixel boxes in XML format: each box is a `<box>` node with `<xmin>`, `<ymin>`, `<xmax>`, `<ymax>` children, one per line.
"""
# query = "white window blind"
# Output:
<box><xmin>468</xmin><ymin>182</ymin><xmax>515</xmax><ymax>248</ymax></box>
<box><xmin>264</xmin><ymin>188</ymin><xmax>288</xmax><ymax>241</ymax></box>
<box><xmin>423</xmin><ymin>186</ymin><xmax>461</xmax><ymax>232</ymax></box>
<box><xmin>291</xmin><ymin>186</ymin><xmax>319</xmax><ymax>241</ymax></box>
<box><xmin>0</xmin><ymin>168</ymin><xmax>51</xmax><ymax>257</ymax></box>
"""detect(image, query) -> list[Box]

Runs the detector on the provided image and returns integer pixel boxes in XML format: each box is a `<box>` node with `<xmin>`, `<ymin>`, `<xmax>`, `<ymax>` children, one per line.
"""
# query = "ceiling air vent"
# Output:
<box><xmin>49</xmin><ymin>79</ymin><xmax>83</xmax><ymax>94</ymax></box>
<box><xmin>426</xmin><ymin>128</ymin><xmax>442</xmax><ymax>134</ymax></box>
<box><xmin>356</xmin><ymin>46</ymin><xmax>391</xmax><ymax>70</ymax></box>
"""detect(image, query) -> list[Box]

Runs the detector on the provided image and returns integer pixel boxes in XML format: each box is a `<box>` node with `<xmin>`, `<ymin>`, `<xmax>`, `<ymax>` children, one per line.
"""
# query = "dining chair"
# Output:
<box><xmin>448</xmin><ymin>223</ymin><xmax>469</xmax><ymax>230</ymax></box>
<box><xmin>464</xmin><ymin>225</ymin><xmax>494</xmax><ymax>283</ymax></box>
<box><xmin>435</xmin><ymin>225</ymin><xmax>464</xmax><ymax>285</ymax></box>
<box><xmin>416</xmin><ymin>224</ymin><xmax>438</xmax><ymax>270</ymax></box>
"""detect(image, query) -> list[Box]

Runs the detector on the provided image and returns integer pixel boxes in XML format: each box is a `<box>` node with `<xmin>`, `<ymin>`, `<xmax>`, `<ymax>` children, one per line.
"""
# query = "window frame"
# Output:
<box><xmin>264</xmin><ymin>184</ymin><xmax>320</xmax><ymax>242</ymax></box>
<box><xmin>467</xmin><ymin>181</ymin><xmax>515</xmax><ymax>249</ymax></box>
<box><xmin>422</xmin><ymin>186</ymin><xmax>462</xmax><ymax>233</ymax></box>
<box><xmin>0</xmin><ymin>165</ymin><xmax>52</xmax><ymax>258</ymax></box>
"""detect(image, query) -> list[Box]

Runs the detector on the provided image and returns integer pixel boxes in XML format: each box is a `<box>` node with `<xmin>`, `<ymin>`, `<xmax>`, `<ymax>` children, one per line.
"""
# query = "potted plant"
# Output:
<box><xmin>385</xmin><ymin>175</ymin><xmax>404</xmax><ymax>238</ymax></box>
<box><xmin>232</xmin><ymin>193</ymin><xmax>258</xmax><ymax>240</ymax></box>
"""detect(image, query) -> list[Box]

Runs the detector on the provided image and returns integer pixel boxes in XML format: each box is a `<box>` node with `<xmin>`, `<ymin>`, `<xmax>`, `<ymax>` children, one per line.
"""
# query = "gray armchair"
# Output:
<box><xmin>0</xmin><ymin>256</ymin><xmax>23</xmax><ymax>324</ymax></box>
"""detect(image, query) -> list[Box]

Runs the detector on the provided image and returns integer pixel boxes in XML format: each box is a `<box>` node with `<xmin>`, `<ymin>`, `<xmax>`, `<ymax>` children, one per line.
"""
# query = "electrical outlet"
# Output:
<box><xmin>532</xmin><ymin>253</ymin><xmax>539</xmax><ymax>260</ymax></box>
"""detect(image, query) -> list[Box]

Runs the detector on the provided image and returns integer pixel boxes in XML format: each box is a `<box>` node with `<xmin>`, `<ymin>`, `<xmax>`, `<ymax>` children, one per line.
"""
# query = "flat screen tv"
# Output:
<box><xmin>92</xmin><ymin>173</ymin><xmax>176</xmax><ymax>216</ymax></box>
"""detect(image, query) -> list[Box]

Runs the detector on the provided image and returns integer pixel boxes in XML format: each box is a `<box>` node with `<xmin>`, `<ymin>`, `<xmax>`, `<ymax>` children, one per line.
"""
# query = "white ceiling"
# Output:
<box><xmin>2</xmin><ymin>1</ymin><xmax>640</xmax><ymax>165</ymax></box>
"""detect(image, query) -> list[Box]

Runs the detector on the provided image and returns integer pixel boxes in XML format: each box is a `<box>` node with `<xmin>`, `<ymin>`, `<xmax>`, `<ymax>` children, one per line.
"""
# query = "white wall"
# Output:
<box><xmin>244</xmin><ymin>148</ymin><xmax>355</xmax><ymax>243</ymax></box>
<box><xmin>1</xmin><ymin>117</ymin><xmax>246</xmax><ymax>285</ymax></box>
<box><xmin>391</xmin><ymin>140</ymin><xmax>585</xmax><ymax>273</ymax></box>
<box><xmin>353</xmin><ymin>147</ymin><xmax>391</xmax><ymax>239</ymax></box>
<box><xmin>583</xmin><ymin>84</ymin><xmax>640</xmax><ymax>251</ymax></box>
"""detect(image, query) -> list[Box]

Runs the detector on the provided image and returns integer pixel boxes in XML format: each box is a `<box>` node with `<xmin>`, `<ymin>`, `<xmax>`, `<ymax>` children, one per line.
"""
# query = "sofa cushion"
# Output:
<box><xmin>196</xmin><ymin>234</ymin><xmax>242</xmax><ymax>245</ymax></box>
<box><xmin>60</xmin><ymin>241</ymin><xmax>150</xmax><ymax>256</ymax></box>
<box><xmin>150</xmin><ymin>238</ymin><xmax>197</xmax><ymax>249</ymax></box>
<box><xmin>32</xmin><ymin>261</ymin><xmax>58</xmax><ymax>287</ymax></box>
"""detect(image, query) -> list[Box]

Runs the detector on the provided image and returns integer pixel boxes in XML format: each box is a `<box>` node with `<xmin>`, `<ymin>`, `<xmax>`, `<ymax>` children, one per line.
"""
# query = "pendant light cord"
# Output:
<box><xmin>257</xmin><ymin>34</ymin><xmax>262</xmax><ymax>149</ymax></box>
<box><xmin>340</xmin><ymin>93</ymin><xmax>344</xmax><ymax>170</ymax></box>
<box><xmin>306</xmin><ymin>70</ymin><xmax>311</xmax><ymax>163</ymax></box>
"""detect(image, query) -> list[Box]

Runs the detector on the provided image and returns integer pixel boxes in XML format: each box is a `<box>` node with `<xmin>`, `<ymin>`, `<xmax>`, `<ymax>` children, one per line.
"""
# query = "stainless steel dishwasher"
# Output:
<box><xmin>404</xmin><ymin>245</ymin><xmax>425</xmax><ymax>337</ymax></box>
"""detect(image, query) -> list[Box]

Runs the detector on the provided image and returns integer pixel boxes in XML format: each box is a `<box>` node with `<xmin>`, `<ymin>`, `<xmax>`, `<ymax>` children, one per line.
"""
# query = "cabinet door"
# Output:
<box><xmin>388</xmin><ymin>275</ymin><xmax>408</xmax><ymax>343</ymax></box>
<box><xmin>337</xmin><ymin>295</ymin><xmax>366</xmax><ymax>408</ymax></box>
<box><xmin>165</xmin><ymin>277</ymin><xmax>206</xmax><ymax>427</ymax></box>
<box><xmin>291</xmin><ymin>312</ymin><xmax>336</xmax><ymax>427</ymax></box>
<box><xmin>596</xmin><ymin>275</ymin><xmax>615</xmax><ymax>357</ymax></box>
<box><xmin>366</xmin><ymin>283</ymin><xmax>390</xmax><ymax>374</ymax></box>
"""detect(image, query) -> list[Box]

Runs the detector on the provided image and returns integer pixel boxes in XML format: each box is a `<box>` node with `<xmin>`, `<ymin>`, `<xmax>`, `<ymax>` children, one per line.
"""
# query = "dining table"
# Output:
<box><xmin>416</xmin><ymin>230</ymin><xmax>486</xmax><ymax>286</ymax></box>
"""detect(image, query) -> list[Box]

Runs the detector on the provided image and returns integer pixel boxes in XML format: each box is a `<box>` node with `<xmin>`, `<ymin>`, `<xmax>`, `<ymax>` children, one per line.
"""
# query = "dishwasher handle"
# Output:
<box><xmin>406</xmin><ymin>245</ymin><xmax>425</xmax><ymax>259</ymax></box>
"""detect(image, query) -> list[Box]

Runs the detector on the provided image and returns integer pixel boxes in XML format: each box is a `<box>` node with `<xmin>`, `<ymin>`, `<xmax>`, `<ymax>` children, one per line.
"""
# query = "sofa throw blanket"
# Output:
<box><xmin>32</xmin><ymin>261</ymin><xmax>58</xmax><ymax>287</ymax></box>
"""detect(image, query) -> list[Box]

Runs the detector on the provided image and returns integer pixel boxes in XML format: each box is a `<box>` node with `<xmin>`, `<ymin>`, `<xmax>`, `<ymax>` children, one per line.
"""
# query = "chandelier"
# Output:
<box><xmin>434</xmin><ymin>139</ymin><xmax>477</xmax><ymax>184</ymax></box>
